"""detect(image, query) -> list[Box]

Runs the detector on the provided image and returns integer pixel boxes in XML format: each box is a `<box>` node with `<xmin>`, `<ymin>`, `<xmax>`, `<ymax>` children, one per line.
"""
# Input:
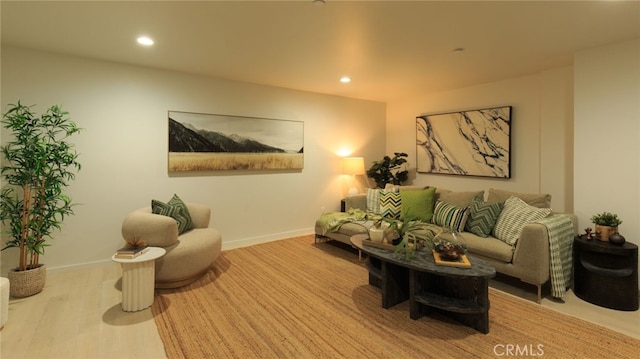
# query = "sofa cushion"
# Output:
<box><xmin>437</xmin><ymin>190</ymin><xmax>484</xmax><ymax>208</ymax></box>
<box><xmin>400</xmin><ymin>187</ymin><xmax>436</xmax><ymax>222</ymax></box>
<box><xmin>152</xmin><ymin>194</ymin><xmax>194</xmax><ymax>234</ymax></box>
<box><xmin>384</xmin><ymin>184</ymin><xmax>429</xmax><ymax>191</ymax></box>
<box><xmin>379</xmin><ymin>189</ymin><xmax>401</xmax><ymax>219</ymax></box>
<box><xmin>463</xmin><ymin>232</ymin><xmax>515</xmax><ymax>263</ymax></box>
<box><xmin>432</xmin><ymin>200</ymin><xmax>469</xmax><ymax>232</ymax></box>
<box><xmin>366</xmin><ymin>188</ymin><xmax>382</xmax><ymax>214</ymax></box>
<box><xmin>487</xmin><ymin>188</ymin><xmax>551</xmax><ymax>209</ymax></box>
<box><xmin>493</xmin><ymin>196</ymin><xmax>551</xmax><ymax>245</ymax></box>
<box><xmin>465</xmin><ymin>197</ymin><xmax>504</xmax><ymax>237</ymax></box>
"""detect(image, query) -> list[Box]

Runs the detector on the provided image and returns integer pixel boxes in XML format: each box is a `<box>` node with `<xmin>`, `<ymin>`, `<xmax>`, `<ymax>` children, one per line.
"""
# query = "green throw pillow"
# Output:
<box><xmin>432</xmin><ymin>200</ymin><xmax>469</xmax><ymax>232</ymax></box>
<box><xmin>400</xmin><ymin>187</ymin><xmax>436</xmax><ymax>222</ymax></box>
<box><xmin>379</xmin><ymin>189</ymin><xmax>401</xmax><ymax>219</ymax></box>
<box><xmin>465</xmin><ymin>197</ymin><xmax>504</xmax><ymax>237</ymax></box>
<box><xmin>152</xmin><ymin>194</ymin><xmax>194</xmax><ymax>234</ymax></box>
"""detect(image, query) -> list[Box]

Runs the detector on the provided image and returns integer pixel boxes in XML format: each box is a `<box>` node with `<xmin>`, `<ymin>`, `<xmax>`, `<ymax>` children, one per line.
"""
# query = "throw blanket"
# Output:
<box><xmin>316</xmin><ymin>209</ymin><xmax>381</xmax><ymax>235</ymax></box>
<box><xmin>535</xmin><ymin>214</ymin><xmax>575</xmax><ymax>299</ymax></box>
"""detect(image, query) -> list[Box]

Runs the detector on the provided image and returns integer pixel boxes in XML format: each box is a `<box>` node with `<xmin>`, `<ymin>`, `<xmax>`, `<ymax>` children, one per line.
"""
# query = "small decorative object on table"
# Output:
<box><xmin>434</xmin><ymin>241</ymin><xmax>467</xmax><ymax>261</ymax></box>
<box><xmin>368</xmin><ymin>219</ymin><xmax>386</xmax><ymax>243</ymax></box>
<box><xmin>590</xmin><ymin>211</ymin><xmax>622</xmax><ymax>242</ymax></box>
<box><xmin>584</xmin><ymin>227</ymin><xmax>593</xmax><ymax>240</ymax></box>
<box><xmin>608</xmin><ymin>232</ymin><xmax>626</xmax><ymax>245</ymax></box>
<box><xmin>433</xmin><ymin>227</ymin><xmax>471</xmax><ymax>268</ymax></box>
<box><xmin>115</xmin><ymin>236</ymin><xmax>149</xmax><ymax>259</ymax></box>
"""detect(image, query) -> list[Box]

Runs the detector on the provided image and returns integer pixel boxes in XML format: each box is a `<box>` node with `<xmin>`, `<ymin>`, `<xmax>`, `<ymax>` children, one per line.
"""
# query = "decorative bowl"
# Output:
<box><xmin>434</xmin><ymin>242</ymin><xmax>467</xmax><ymax>261</ymax></box>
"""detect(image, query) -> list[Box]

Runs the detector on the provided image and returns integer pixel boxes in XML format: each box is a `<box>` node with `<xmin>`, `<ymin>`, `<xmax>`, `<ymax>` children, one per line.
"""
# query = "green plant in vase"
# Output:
<box><xmin>0</xmin><ymin>102</ymin><xmax>81</xmax><ymax>297</ymax></box>
<box><xmin>366</xmin><ymin>152</ymin><xmax>409</xmax><ymax>189</ymax></box>
<box><xmin>590</xmin><ymin>211</ymin><xmax>622</xmax><ymax>241</ymax></box>
<box><xmin>384</xmin><ymin>216</ymin><xmax>434</xmax><ymax>260</ymax></box>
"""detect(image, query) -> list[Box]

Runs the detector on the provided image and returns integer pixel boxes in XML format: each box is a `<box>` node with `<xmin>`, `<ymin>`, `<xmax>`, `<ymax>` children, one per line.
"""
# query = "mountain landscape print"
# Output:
<box><xmin>168</xmin><ymin>111</ymin><xmax>304</xmax><ymax>172</ymax></box>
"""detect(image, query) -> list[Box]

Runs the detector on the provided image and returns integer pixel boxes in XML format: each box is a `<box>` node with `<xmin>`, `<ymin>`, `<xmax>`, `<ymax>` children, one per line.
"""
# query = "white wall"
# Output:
<box><xmin>386</xmin><ymin>67</ymin><xmax>574</xmax><ymax>212</ymax></box>
<box><xmin>574</xmin><ymin>39</ymin><xmax>640</xmax><ymax>247</ymax></box>
<box><xmin>0</xmin><ymin>46</ymin><xmax>387</xmax><ymax>274</ymax></box>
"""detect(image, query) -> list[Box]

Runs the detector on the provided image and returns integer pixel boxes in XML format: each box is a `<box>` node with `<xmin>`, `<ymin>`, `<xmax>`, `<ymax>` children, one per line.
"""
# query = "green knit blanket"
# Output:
<box><xmin>316</xmin><ymin>209</ymin><xmax>382</xmax><ymax>235</ymax></box>
<box><xmin>535</xmin><ymin>214</ymin><xmax>575</xmax><ymax>299</ymax></box>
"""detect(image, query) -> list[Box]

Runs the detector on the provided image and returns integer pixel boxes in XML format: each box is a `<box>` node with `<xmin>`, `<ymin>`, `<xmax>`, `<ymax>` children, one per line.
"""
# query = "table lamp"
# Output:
<box><xmin>342</xmin><ymin>157</ymin><xmax>365</xmax><ymax>195</ymax></box>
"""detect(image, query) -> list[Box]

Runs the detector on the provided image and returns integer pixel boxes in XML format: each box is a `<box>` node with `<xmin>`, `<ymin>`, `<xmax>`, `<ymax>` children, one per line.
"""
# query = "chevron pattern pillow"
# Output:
<box><xmin>493</xmin><ymin>196</ymin><xmax>551</xmax><ymax>245</ymax></box>
<box><xmin>465</xmin><ymin>197</ymin><xmax>504</xmax><ymax>237</ymax></box>
<box><xmin>379</xmin><ymin>189</ymin><xmax>401</xmax><ymax>219</ymax></box>
<box><xmin>152</xmin><ymin>194</ymin><xmax>194</xmax><ymax>234</ymax></box>
<box><xmin>432</xmin><ymin>200</ymin><xmax>469</xmax><ymax>232</ymax></box>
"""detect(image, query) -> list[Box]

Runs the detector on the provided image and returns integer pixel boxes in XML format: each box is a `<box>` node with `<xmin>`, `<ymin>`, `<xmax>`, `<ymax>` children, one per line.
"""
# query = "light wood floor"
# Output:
<box><xmin>1</xmin><ymin>258</ymin><xmax>638</xmax><ymax>359</ymax></box>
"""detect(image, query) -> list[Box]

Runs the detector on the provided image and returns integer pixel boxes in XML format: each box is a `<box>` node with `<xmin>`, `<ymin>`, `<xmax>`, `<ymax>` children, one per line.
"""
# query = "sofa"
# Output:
<box><xmin>121</xmin><ymin>202</ymin><xmax>222</xmax><ymax>288</ymax></box>
<box><xmin>315</xmin><ymin>186</ymin><xmax>578</xmax><ymax>302</ymax></box>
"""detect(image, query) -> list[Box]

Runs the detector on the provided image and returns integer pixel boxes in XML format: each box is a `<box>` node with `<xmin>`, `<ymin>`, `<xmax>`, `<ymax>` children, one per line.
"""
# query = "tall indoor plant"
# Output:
<box><xmin>366</xmin><ymin>152</ymin><xmax>409</xmax><ymax>188</ymax></box>
<box><xmin>0</xmin><ymin>102</ymin><xmax>81</xmax><ymax>297</ymax></box>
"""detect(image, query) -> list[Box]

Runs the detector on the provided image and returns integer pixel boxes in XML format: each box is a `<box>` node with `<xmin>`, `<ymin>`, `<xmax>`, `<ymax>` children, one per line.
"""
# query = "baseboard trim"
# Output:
<box><xmin>222</xmin><ymin>228</ymin><xmax>315</xmax><ymax>251</ymax></box>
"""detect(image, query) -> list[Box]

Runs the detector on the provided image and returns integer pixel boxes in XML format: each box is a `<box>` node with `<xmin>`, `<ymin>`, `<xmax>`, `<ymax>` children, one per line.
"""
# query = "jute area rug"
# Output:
<box><xmin>152</xmin><ymin>235</ymin><xmax>638</xmax><ymax>358</ymax></box>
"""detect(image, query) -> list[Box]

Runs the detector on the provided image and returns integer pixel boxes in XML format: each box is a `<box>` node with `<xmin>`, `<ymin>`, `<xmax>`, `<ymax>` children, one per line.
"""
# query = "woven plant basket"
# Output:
<box><xmin>7</xmin><ymin>264</ymin><xmax>46</xmax><ymax>298</ymax></box>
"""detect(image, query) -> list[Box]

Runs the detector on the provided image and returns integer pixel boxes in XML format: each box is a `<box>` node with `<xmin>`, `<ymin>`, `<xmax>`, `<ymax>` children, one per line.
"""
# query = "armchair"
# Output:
<box><xmin>121</xmin><ymin>202</ymin><xmax>222</xmax><ymax>288</ymax></box>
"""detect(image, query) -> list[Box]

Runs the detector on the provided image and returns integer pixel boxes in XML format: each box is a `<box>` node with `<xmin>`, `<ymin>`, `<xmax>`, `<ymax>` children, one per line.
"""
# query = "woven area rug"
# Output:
<box><xmin>152</xmin><ymin>235</ymin><xmax>639</xmax><ymax>358</ymax></box>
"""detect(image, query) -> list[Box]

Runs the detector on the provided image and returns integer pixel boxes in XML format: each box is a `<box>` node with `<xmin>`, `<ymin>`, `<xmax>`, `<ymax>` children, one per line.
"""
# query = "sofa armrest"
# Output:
<box><xmin>121</xmin><ymin>209</ymin><xmax>179</xmax><ymax>248</ymax></box>
<box><xmin>511</xmin><ymin>223</ymin><xmax>551</xmax><ymax>285</ymax></box>
<box><xmin>186</xmin><ymin>203</ymin><xmax>211</xmax><ymax>228</ymax></box>
<box><xmin>345</xmin><ymin>194</ymin><xmax>367</xmax><ymax>211</ymax></box>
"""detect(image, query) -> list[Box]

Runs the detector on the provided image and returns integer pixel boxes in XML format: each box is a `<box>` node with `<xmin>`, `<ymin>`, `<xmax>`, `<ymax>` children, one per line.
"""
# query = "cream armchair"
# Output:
<box><xmin>121</xmin><ymin>203</ymin><xmax>222</xmax><ymax>288</ymax></box>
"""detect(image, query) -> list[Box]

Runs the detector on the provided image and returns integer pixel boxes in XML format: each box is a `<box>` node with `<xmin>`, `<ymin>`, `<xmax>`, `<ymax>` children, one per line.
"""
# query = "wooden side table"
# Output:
<box><xmin>573</xmin><ymin>235</ymin><xmax>638</xmax><ymax>311</ymax></box>
<box><xmin>112</xmin><ymin>247</ymin><xmax>166</xmax><ymax>312</ymax></box>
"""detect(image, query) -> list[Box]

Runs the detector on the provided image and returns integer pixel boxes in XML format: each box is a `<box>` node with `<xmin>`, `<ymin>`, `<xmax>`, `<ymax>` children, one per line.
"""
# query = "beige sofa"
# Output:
<box><xmin>315</xmin><ymin>188</ymin><xmax>577</xmax><ymax>302</ymax></box>
<box><xmin>121</xmin><ymin>203</ymin><xmax>222</xmax><ymax>288</ymax></box>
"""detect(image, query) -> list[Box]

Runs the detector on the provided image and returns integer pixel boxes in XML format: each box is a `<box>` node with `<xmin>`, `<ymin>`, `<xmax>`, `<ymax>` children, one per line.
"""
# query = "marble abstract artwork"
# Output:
<box><xmin>416</xmin><ymin>106</ymin><xmax>511</xmax><ymax>178</ymax></box>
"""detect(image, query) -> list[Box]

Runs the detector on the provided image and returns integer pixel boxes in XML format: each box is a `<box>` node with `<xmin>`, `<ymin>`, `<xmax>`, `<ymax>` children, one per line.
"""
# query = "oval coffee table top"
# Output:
<box><xmin>353</xmin><ymin>234</ymin><xmax>495</xmax><ymax>278</ymax></box>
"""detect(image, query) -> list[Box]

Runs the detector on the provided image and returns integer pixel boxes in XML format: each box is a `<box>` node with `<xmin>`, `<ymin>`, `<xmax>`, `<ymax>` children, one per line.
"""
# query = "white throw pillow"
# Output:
<box><xmin>493</xmin><ymin>196</ymin><xmax>551</xmax><ymax>245</ymax></box>
<box><xmin>366</xmin><ymin>188</ymin><xmax>381</xmax><ymax>214</ymax></box>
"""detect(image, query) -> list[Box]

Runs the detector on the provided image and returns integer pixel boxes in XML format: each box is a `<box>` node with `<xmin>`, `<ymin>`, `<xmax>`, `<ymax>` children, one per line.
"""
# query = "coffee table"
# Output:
<box><xmin>351</xmin><ymin>234</ymin><xmax>496</xmax><ymax>333</ymax></box>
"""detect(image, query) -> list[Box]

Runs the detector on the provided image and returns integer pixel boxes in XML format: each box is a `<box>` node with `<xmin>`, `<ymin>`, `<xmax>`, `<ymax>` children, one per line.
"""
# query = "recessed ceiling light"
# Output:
<box><xmin>340</xmin><ymin>76</ymin><xmax>351</xmax><ymax>83</ymax></box>
<box><xmin>137</xmin><ymin>36</ymin><xmax>154</xmax><ymax>46</ymax></box>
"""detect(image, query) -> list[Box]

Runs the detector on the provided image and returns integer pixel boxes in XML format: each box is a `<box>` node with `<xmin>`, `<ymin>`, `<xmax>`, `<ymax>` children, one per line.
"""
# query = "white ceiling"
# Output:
<box><xmin>2</xmin><ymin>0</ymin><xmax>639</xmax><ymax>102</ymax></box>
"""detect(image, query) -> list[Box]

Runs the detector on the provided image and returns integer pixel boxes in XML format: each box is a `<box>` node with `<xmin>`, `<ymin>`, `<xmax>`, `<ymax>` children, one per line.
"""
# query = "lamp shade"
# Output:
<box><xmin>342</xmin><ymin>157</ymin><xmax>365</xmax><ymax>175</ymax></box>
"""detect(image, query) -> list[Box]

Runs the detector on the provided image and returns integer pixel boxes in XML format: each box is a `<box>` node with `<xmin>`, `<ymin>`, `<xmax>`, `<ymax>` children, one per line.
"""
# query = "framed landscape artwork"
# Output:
<box><xmin>168</xmin><ymin>111</ymin><xmax>304</xmax><ymax>172</ymax></box>
<box><xmin>416</xmin><ymin>106</ymin><xmax>511</xmax><ymax>178</ymax></box>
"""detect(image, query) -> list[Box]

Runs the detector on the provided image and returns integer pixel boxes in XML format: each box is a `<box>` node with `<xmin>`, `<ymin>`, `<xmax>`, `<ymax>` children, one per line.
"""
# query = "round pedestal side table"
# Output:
<box><xmin>112</xmin><ymin>247</ymin><xmax>166</xmax><ymax>312</ymax></box>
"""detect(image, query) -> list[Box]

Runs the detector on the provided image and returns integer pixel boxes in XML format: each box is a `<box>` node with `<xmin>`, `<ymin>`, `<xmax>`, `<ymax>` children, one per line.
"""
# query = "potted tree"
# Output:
<box><xmin>366</xmin><ymin>152</ymin><xmax>409</xmax><ymax>189</ymax></box>
<box><xmin>0</xmin><ymin>102</ymin><xmax>81</xmax><ymax>297</ymax></box>
<box><xmin>590</xmin><ymin>211</ymin><xmax>622</xmax><ymax>242</ymax></box>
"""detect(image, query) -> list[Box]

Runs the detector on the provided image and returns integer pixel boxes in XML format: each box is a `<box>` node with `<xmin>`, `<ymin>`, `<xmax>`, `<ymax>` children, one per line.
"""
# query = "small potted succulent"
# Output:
<box><xmin>590</xmin><ymin>212</ymin><xmax>622</xmax><ymax>242</ymax></box>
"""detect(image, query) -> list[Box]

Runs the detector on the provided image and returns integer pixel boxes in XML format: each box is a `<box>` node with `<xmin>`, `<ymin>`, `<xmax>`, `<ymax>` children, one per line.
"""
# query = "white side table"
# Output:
<box><xmin>112</xmin><ymin>247</ymin><xmax>166</xmax><ymax>312</ymax></box>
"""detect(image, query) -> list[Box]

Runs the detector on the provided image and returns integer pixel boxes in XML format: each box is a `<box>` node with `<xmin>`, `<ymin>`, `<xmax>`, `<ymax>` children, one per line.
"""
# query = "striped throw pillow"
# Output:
<box><xmin>366</xmin><ymin>188</ymin><xmax>381</xmax><ymax>214</ymax></box>
<box><xmin>432</xmin><ymin>200</ymin><xmax>470</xmax><ymax>232</ymax></box>
<box><xmin>493</xmin><ymin>196</ymin><xmax>551</xmax><ymax>245</ymax></box>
